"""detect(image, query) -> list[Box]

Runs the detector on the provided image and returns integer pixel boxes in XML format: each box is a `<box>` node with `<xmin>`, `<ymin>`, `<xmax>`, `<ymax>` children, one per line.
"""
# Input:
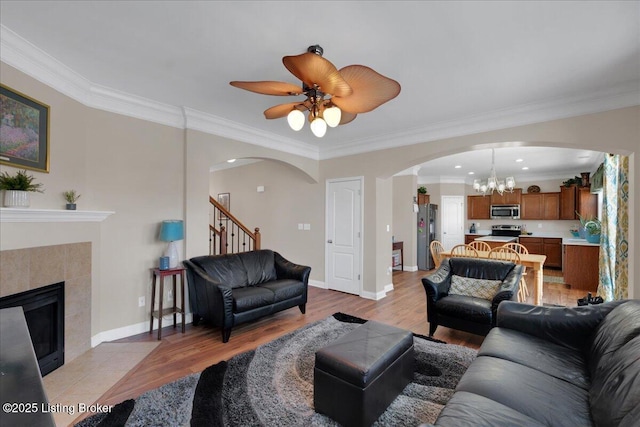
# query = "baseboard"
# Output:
<box><xmin>91</xmin><ymin>312</ymin><xmax>193</xmax><ymax>347</ymax></box>
<box><xmin>403</xmin><ymin>265</ymin><xmax>418</xmax><ymax>272</ymax></box>
<box><xmin>309</xmin><ymin>280</ymin><xmax>327</xmax><ymax>289</ymax></box>
<box><xmin>360</xmin><ymin>283</ymin><xmax>393</xmax><ymax>301</ymax></box>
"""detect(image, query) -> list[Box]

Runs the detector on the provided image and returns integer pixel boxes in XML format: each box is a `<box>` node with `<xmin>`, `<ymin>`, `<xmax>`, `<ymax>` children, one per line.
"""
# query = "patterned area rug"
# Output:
<box><xmin>76</xmin><ymin>313</ymin><xmax>477</xmax><ymax>427</ymax></box>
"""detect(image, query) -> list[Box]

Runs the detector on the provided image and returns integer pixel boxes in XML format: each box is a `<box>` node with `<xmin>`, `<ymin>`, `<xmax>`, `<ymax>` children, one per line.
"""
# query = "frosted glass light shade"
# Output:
<box><xmin>310</xmin><ymin>117</ymin><xmax>327</xmax><ymax>137</ymax></box>
<box><xmin>473</xmin><ymin>179</ymin><xmax>480</xmax><ymax>190</ymax></box>
<box><xmin>323</xmin><ymin>106</ymin><xmax>341</xmax><ymax>128</ymax></box>
<box><xmin>287</xmin><ymin>109</ymin><xmax>305</xmax><ymax>131</ymax></box>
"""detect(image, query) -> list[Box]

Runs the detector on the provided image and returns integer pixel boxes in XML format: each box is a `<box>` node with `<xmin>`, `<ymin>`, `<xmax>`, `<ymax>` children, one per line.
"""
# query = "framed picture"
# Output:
<box><xmin>218</xmin><ymin>193</ymin><xmax>230</xmax><ymax>220</ymax></box>
<box><xmin>0</xmin><ymin>84</ymin><xmax>50</xmax><ymax>172</ymax></box>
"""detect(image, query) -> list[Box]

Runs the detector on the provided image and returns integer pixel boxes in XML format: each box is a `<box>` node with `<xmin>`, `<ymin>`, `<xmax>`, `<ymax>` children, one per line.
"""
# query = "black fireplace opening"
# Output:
<box><xmin>0</xmin><ymin>282</ymin><xmax>65</xmax><ymax>376</ymax></box>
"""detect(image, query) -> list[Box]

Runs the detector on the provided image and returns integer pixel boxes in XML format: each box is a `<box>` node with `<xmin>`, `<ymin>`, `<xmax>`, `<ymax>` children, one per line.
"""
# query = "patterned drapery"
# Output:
<box><xmin>598</xmin><ymin>154</ymin><xmax>629</xmax><ymax>301</ymax></box>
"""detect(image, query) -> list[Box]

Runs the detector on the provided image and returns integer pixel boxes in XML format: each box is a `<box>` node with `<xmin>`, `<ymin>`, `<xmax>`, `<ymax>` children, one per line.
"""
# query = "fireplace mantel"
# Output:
<box><xmin>0</xmin><ymin>208</ymin><xmax>114</xmax><ymax>223</ymax></box>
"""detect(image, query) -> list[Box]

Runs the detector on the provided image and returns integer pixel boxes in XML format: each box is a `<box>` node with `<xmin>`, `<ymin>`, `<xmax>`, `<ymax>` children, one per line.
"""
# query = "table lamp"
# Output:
<box><xmin>160</xmin><ymin>220</ymin><xmax>184</xmax><ymax>268</ymax></box>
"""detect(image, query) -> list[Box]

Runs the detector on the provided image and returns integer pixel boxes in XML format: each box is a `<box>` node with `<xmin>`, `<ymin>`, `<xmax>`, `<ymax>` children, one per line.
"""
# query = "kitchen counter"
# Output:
<box><xmin>475</xmin><ymin>236</ymin><xmax>517</xmax><ymax>243</ymax></box>
<box><xmin>562</xmin><ymin>238</ymin><xmax>599</xmax><ymax>246</ymax></box>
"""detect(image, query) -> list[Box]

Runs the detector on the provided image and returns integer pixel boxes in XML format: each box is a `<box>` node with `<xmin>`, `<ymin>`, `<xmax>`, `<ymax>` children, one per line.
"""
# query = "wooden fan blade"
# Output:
<box><xmin>264</xmin><ymin>102</ymin><xmax>306</xmax><ymax>119</ymax></box>
<box><xmin>229</xmin><ymin>81</ymin><xmax>302</xmax><ymax>96</ymax></box>
<box><xmin>283</xmin><ymin>53</ymin><xmax>352</xmax><ymax>97</ymax></box>
<box><xmin>339</xmin><ymin>110</ymin><xmax>357</xmax><ymax>125</ymax></box>
<box><xmin>331</xmin><ymin>65</ymin><xmax>401</xmax><ymax>113</ymax></box>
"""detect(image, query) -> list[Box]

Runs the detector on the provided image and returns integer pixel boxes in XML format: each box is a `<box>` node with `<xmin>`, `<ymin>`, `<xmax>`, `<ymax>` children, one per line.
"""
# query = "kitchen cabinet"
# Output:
<box><xmin>521</xmin><ymin>193</ymin><xmax>560</xmax><ymax>220</ymax></box>
<box><xmin>560</xmin><ymin>185</ymin><xmax>598</xmax><ymax>220</ymax></box>
<box><xmin>543</xmin><ymin>238</ymin><xmax>562</xmax><ymax>268</ymax></box>
<box><xmin>490</xmin><ymin>188</ymin><xmax>522</xmax><ymax>205</ymax></box>
<box><xmin>467</xmin><ymin>195</ymin><xmax>491</xmax><ymax>219</ymax></box>
<box><xmin>519</xmin><ymin>236</ymin><xmax>562</xmax><ymax>268</ymax></box>
<box><xmin>563</xmin><ymin>244</ymin><xmax>599</xmax><ymax>291</ymax></box>
<box><xmin>417</xmin><ymin>193</ymin><xmax>430</xmax><ymax>205</ymax></box>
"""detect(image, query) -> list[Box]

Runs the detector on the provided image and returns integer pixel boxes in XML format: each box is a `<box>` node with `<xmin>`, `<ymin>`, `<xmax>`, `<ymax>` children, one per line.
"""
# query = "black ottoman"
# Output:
<box><xmin>314</xmin><ymin>320</ymin><xmax>414</xmax><ymax>427</ymax></box>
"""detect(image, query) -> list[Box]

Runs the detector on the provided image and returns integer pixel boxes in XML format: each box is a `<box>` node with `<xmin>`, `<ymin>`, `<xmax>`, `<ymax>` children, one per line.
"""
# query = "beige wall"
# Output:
<box><xmin>210</xmin><ymin>160</ymin><xmax>323</xmax><ymax>281</ymax></box>
<box><xmin>1</xmin><ymin>61</ymin><xmax>637</xmax><ymax>345</ymax></box>
<box><xmin>392</xmin><ymin>175</ymin><xmax>418</xmax><ymax>269</ymax></box>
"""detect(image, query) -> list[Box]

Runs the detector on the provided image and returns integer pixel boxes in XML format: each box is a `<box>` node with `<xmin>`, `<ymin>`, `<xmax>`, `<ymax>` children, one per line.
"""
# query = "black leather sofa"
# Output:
<box><xmin>432</xmin><ymin>299</ymin><xmax>640</xmax><ymax>427</ymax></box>
<box><xmin>183</xmin><ymin>250</ymin><xmax>311</xmax><ymax>342</ymax></box>
<box><xmin>422</xmin><ymin>258</ymin><xmax>523</xmax><ymax>336</ymax></box>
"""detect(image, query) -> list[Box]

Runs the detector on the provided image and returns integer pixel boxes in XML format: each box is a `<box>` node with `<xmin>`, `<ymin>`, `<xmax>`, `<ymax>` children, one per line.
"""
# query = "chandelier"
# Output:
<box><xmin>473</xmin><ymin>149</ymin><xmax>516</xmax><ymax>195</ymax></box>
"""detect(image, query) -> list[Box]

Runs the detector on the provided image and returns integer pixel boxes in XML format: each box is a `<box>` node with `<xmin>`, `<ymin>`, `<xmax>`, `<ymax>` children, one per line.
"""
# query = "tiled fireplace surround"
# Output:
<box><xmin>0</xmin><ymin>242</ymin><xmax>92</xmax><ymax>364</ymax></box>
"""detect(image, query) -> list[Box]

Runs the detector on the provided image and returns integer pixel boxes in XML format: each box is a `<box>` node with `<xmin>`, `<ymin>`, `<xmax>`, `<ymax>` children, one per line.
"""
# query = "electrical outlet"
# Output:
<box><xmin>138</xmin><ymin>296</ymin><xmax>145</xmax><ymax>307</ymax></box>
<box><xmin>168</xmin><ymin>290</ymin><xmax>173</xmax><ymax>302</ymax></box>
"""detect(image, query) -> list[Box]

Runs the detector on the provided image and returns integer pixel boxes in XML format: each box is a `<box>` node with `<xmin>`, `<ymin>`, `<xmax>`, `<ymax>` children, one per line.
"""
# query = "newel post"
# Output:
<box><xmin>254</xmin><ymin>227</ymin><xmax>261</xmax><ymax>250</ymax></box>
<box><xmin>220</xmin><ymin>225</ymin><xmax>227</xmax><ymax>255</ymax></box>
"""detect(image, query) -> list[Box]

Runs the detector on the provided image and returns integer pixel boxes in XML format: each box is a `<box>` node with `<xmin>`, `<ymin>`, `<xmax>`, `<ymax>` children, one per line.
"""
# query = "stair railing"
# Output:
<box><xmin>209</xmin><ymin>196</ymin><xmax>260</xmax><ymax>255</ymax></box>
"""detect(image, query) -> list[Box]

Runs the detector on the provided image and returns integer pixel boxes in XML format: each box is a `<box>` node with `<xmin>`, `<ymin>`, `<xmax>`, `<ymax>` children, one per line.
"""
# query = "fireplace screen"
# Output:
<box><xmin>0</xmin><ymin>282</ymin><xmax>64</xmax><ymax>376</ymax></box>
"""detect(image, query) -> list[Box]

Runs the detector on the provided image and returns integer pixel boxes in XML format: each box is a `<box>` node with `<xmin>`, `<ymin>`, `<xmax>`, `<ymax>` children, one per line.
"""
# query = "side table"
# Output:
<box><xmin>150</xmin><ymin>267</ymin><xmax>185</xmax><ymax>340</ymax></box>
<box><xmin>392</xmin><ymin>241</ymin><xmax>404</xmax><ymax>271</ymax></box>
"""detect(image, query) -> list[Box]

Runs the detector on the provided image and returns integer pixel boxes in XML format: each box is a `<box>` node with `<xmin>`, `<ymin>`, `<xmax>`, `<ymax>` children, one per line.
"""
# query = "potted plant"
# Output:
<box><xmin>584</xmin><ymin>219</ymin><xmax>602</xmax><ymax>244</ymax></box>
<box><xmin>63</xmin><ymin>190</ymin><xmax>81</xmax><ymax>210</ymax></box>
<box><xmin>0</xmin><ymin>169</ymin><xmax>44</xmax><ymax>208</ymax></box>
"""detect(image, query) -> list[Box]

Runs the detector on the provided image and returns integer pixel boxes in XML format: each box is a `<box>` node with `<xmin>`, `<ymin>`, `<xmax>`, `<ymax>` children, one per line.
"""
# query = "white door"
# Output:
<box><xmin>441</xmin><ymin>195</ymin><xmax>464</xmax><ymax>250</ymax></box>
<box><xmin>326</xmin><ymin>178</ymin><xmax>362</xmax><ymax>295</ymax></box>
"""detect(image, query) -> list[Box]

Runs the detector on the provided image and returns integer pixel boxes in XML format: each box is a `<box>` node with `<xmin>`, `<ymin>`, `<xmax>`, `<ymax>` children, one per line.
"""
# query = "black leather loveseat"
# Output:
<box><xmin>432</xmin><ymin>299</ymin><xmax>640</xmax><ymax>427</ymax></box>
<box><xmin>183</xmin><ymin>250</ymin><xmax>310</xmax><ymax>342</ymax></box>
<box><xmin>422</xmin><ymin>258</ymin><xmax>523</xmax><ymax>336</ymax></box>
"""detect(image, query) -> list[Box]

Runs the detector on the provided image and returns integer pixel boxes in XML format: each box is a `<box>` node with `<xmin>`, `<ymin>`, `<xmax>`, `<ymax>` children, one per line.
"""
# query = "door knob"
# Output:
<box><xmin>327</xmin><ymin>239</ymin><xmax>333</xmax><ymax>243</ymax></box>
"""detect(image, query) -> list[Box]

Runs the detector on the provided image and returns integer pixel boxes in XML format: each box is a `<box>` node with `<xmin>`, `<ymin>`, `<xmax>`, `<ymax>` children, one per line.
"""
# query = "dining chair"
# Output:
<box><xmin>468</xmin><ymin>240</ymin><xmax>491</xmax><ymax>252</ymax></box>
<box><xmin>503</xmin><ymin>243</ymin><xmax>530</xmax><ymax>301</ymax></box>
<box><xmin>450</xmin><ymin>244</ymin><xmax>479</xmax><ymax>258</ymax></box>
<box><xmin>489</xmin><ymin>247</ymin><xmax>525</xmax><ymax>302</ymax></box>
<box><xmin>430</xmin><ymin>240</ymin><xmax>445</xmax><ymax>268</ymax></box>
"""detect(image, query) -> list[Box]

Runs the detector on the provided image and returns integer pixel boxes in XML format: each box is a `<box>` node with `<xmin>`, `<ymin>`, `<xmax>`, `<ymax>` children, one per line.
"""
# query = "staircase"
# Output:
<box><xmin>209</xmin><ymin>196</ymin><xmax>260</xmax><ymax>255</ymax></box>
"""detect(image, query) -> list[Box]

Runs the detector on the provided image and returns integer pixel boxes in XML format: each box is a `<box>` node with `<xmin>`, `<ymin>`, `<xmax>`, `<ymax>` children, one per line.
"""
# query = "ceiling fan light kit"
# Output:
<box><xmin>230</xmin><ymin>45</ymin><xmax>400</xmax><ymax>138</ymax></box>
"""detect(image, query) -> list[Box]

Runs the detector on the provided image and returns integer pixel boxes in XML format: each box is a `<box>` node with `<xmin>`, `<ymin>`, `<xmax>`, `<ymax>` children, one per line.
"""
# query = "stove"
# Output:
<box><xmin>491</xmin><ymin>224</ymin><xmax>522</xmax><ymax>237</ymax></box>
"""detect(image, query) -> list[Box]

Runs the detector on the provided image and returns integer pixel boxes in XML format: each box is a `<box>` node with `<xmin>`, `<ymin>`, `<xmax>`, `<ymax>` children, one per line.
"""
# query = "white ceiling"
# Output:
<box><xmin>1</xmin><ymin>1</ymin><xmax>638</xmax><ymax>176</ymax></box>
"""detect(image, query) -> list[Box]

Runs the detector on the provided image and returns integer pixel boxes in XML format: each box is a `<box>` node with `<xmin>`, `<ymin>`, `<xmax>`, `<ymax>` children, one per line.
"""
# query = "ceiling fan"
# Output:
<box><xmin>230</xmin><ymin>45</ymin><xmax>401</xmax><ymax>138</ymax></box>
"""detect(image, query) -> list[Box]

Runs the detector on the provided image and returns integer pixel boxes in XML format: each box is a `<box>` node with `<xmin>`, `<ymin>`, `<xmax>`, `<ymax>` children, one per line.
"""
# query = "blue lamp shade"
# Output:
<box><xmin>160</xmin><ymin>220</ymin><xmax>184</xmax><ymax>269</ymax></box>
<box><xmin>160</xmin><ymin>220</ymin><xmax>184</xmax><ymax>242</ymax></box>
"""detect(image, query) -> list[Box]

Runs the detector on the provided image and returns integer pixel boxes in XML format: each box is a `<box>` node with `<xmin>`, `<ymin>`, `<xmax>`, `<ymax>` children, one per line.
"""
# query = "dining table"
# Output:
<box><xmin>439</xmin><ymin>250</ymin><xmax>547</xmax><ymax>305</ymax></box>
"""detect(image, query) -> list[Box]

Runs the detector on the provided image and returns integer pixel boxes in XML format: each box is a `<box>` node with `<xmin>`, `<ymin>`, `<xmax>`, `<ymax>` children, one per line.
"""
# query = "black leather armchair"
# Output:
<box><xmin>184</xmin><ymin>250</ymin><xmax>310</xmax><ymax>342</ymax></box>
<box><xmin>421</xmin><ymin>257</ymin><xmax>523</xmax><ymax>336</ymax></box>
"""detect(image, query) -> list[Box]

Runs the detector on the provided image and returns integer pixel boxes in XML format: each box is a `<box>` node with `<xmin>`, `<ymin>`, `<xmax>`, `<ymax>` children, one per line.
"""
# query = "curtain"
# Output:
<box><xmin>597</xmin><ymin>154</ymin><xmax>629</xmax><ymax>301</ymax></box>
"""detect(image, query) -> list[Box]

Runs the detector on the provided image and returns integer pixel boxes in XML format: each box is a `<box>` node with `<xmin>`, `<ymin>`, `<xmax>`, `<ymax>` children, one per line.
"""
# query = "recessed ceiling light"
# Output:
<box><xmin>454</xmin><ymin>165</ymin><xmax>462</xmax><ymax>169</ymax></box>
<box><xmin>516</xmin><ymin>159</ymin><xmax>524</xmax><ymax>163</ymax></box>
<box><xmin>468</xmin><ymin>172</ymin><xmax>475</xmax><ymax>175</ymax></box>
<box><xmin>522</xmin><ymin>166</ymin><xmax>529</xmax><ymax>170</ymax></box>
<box><xmin>227</xmin><ymin>159</ymin><xmax>237</xmax><ymax>163</ymax></box>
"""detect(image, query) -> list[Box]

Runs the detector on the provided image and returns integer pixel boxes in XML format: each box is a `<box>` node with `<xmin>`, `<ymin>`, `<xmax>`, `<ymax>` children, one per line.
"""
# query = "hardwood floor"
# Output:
<box><xmin>93</xmin><ymin>268</ymin><xmax>585</xmax><ymax>409</ymax></box>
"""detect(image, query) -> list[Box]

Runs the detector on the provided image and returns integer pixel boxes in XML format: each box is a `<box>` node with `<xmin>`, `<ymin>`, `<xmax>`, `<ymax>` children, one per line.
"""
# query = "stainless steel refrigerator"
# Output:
<box><xmin>417</xmin><ymin>204</ymin><xmax>438</xmax><ymax>270</ymax></box>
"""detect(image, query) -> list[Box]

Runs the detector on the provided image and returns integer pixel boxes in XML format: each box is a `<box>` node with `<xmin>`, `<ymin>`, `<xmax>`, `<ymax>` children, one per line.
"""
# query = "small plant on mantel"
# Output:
<box><xmin>63</xmin><ymin>190</ymin><xmax>81</xmax><ymax>210</ymax></box>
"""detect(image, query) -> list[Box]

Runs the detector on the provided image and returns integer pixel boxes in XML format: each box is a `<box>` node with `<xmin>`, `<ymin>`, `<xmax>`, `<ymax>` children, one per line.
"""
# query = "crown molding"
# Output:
<box><xmin>182</xmin><ymin>108</ymin><xmax>319</xmax><ymax>160</ymax></box>
<box><xmin>2</xmin><ymin>24</ymin><xmax>637</xmax><ymax>163</ymax></box>
<box><xmin>320</xmin><ymin>80</ymin><xmax>640</xmax><ymax>160</ymax></box>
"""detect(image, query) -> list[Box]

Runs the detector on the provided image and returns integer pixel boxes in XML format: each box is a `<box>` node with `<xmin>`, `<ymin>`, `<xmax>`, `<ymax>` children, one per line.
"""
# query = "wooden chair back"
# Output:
<box><xmin>503</xmin><ymin>242</ymin><xmax>529</xmax><ymax>254</ymax></box>
<box><xmin>468</xmin><ymin>241</ymin><xmax>491</xmax><ymax>252</ymax></box>
<box><xmin>488</xmin><ymin>246</ymin><xmax>521</xmax><ymax>263</ymax></box>
<box><xmin>430</xmin><ymin>240</ymin><xmax>445</xmax><ymax>268</ymax></box>
<box><xmin>450</xmin><ymin>244</ymin><xmax>479</xmax><ymax>258</ymax></box>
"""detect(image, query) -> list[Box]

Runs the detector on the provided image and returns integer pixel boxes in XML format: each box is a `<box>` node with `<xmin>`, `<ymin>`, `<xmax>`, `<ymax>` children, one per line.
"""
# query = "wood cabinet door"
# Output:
<box><xmin>563</xmin><ymin>245</ymin><xmax>599</xmax><ymax>291</ymax></box>
<box><xmin>490</xmin><ymin>188</ymin><xmax>522</xmax><ymax>205</ymax></box>
<box><xmin>543</xmin><ymin>238</ymin><xmax>562</xmax><ymax>268</ymax></box>
<box><xmin>521</xmin><ymin>193</ymin><xmax>543</xmax><ymax>219</ymax></box>
<box><xmin>467</xmin><ymin>195</ymin><xmax>491</xmax><ymax>219</ymax></box>
<box><xmin>543</xmin><ymin>193</ymin><xmax>560</xmax><ymax>220</ymax></box>
<box><xmin>519</xmin><ymin>237</ymin><xmax>543</xmax><ymax>255</ymax></box>
<box><xmin>559</xmin><ymin>186</ymin><xmax>576</xmax><ymax>219</ymax></box>
<box><xmin>577</xmin><ymin>188</ymin><xmax>597</xmax><ymax>219</ymax></box>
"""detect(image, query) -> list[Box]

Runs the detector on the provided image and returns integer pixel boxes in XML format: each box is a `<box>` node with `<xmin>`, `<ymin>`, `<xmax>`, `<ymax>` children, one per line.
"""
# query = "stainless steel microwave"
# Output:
<box><xmin>490</xmin><ymin>204</ymin><xmax>520</xmax><ymax>219</ymax></box>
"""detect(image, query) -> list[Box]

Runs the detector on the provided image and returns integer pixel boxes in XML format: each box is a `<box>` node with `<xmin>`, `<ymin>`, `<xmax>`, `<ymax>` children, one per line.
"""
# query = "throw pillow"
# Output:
<box><xmin>449</xmin><ymin>275</ymin><xmax>502</xmax><ymax>301</ymax></box>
